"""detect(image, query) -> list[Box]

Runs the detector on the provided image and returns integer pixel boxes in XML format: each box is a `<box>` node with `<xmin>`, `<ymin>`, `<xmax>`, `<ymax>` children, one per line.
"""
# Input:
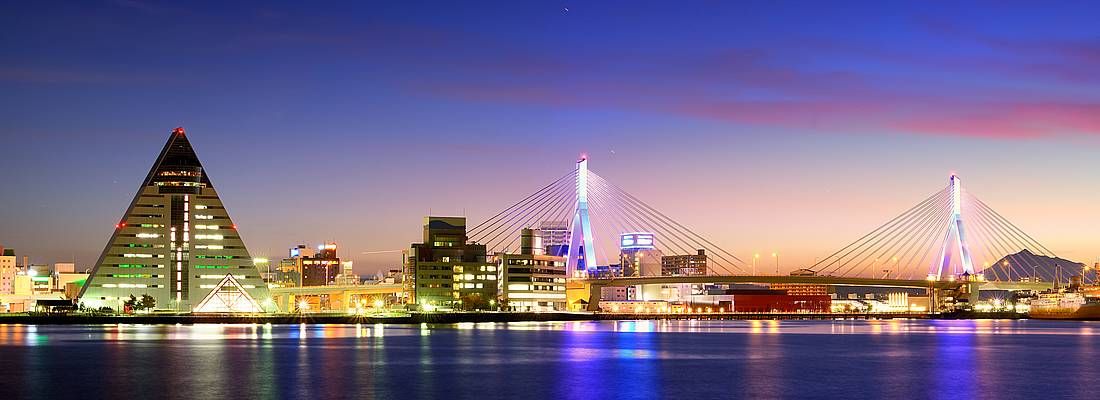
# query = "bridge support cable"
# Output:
<box><xmin>589</xmin><ymin>172</ymin><xmax>747</xmax><ymax>272</ymax></box>
<box><xmin>813</xmin><ymin>189</ymin><xmax>945</xmax><ymax>276</ymax></box>
<box><xmin>468</xmin><ymin>170</ymin><xmax>576</xmax><ymax>239</ymax></box>
<box><xmin>835</xmin><ymin>192</ymin><xmax>946</xmax><ymax>278</ymax></box>
<box><xmin>902</xmin><ymin>203</ymin><xmax>955</xmax><ymax>280</ymax></box>
<box><xmin>587</xmin><ymin>174</ymin><xmax>743</xmax><ymax>274</ymax></box>
<box><xmin>860</xmin><ymin>197</ymin><xmax>951</xmax><ymax>280</ymax></box>
<box><xmin>964</xmin><ymin>206</ymin><xmax>1016</xmax><ymax>281</ymax></box>
<box><xmin>477</xmin><ymin>183</ymin><xmax>573</xmax><ymax>252</ymax></box>
<box><xmin>896</xmin><ymin>195</ymin><xmax>956</xmax><ymax>280</ymax></box>
<box><xmin>491</xmin><ymin>180</ymin><xmax>579</xmax><ymax>253</ymax></box>
<box><xmin>587</xmin><ymin>173</ymin><xmax>719</xmax><ymax>268</ymax></box>
<box><xmin>585</xmin><ymin>175</ymin><xmax>710</xmax><ymax>270</ymax></box>
<box><xmin>472</xmin><ymin>173</ymin><xmax>574</xmax><ymax>247</ymax></box>
<box><xmin>478</xmin><ymin>177</ymin><xmax>576</xmax><ymax>252</ymax></box>
<box><xmin>841</xmin><ymin>191</ymin><xmax>951</xmax><ymax>278</ymax></box>
<box><xmin>813</xmin><ymin>189</ymin><xmax>947</xmax><ymax>277</ymax></box>
<box><xmin>585</xmin><ymin>176</ymin><xmax>739</xmax><ymax>274</ymax></box>
<box><xmin>964</xmin><ymin>198</ymin><xmax>1035</xmax><ymax>281</ymax></box>
<box><xmin>969</xmin><ymin>194</ymin><xmax>1057</xmax><ymax>256</ymax></box>
<box><xmin>965</xmin><ymin>193</ymin><xmax>1062</xmax><ymax>281</ymax></box>
<box><xmin>973</xmin><ymin>205</ymin><xmax>1055</xmax><ymax>281</ymax></box>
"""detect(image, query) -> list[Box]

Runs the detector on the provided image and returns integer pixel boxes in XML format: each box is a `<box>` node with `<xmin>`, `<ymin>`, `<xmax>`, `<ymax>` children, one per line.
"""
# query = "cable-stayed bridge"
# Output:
<box><xmin>468</xmin><ymin>157</ymin><xmax>1071</xmax><ymax>310</ymax></box>
<box><xmin>468</xmin><ymin>157</ymin><xmax>747</xmax><ymax>277</ymax></box>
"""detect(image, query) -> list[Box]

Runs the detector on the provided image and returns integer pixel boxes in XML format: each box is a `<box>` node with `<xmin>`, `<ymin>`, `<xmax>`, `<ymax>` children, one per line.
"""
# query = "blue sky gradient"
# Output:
<box><xmin>2</xmin><ymin>1</ymin><xmax>1098</xmax><ymax>272</ymax></box>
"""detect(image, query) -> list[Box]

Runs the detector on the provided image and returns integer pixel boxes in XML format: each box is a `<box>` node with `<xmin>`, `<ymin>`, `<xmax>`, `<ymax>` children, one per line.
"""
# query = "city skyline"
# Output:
<box><xmin>2</xmin><ymin>1</ymin><xmax>1099</xmax><ymax>274</ymax></box>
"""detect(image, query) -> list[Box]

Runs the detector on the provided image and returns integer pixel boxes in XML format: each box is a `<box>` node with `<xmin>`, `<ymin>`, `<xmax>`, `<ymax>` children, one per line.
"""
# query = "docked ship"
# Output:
<box><xmin>1028</xmin><ymin>277</ymin><xmax>1100</xmax><ymax>320</ymax></box>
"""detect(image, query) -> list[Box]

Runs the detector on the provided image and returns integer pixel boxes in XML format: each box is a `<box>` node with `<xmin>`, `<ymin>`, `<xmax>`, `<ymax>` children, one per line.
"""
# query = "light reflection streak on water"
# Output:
<box><xmin>1</xmin><ymin>320</ymin><xmax>1099</xmax><ymax>345</ymax></box>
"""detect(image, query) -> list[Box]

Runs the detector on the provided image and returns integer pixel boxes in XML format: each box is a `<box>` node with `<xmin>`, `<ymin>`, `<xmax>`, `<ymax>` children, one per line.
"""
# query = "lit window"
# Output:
<box><xmin>123</xmin><ymin>253</ymin><xmax>153</xmax><ymax>258</ymax></box>
<box><xmin>136</xmin><ymin>233</ymin><xmax>161</xmax><ymax>239</ymax></box>
<box><xmin>195</xmin><ymin>245</ymin><xmax>224</xmax><ymax>250</ymax></box>
<box><xmin>194</xmin><ymin>234</ymin><xmax>223</xmax><ymax>240</ymax></box>
<box><xmin>194</xmin><ymin>205</ymin><xmax>208</xmax><ymax>209</ymax></box>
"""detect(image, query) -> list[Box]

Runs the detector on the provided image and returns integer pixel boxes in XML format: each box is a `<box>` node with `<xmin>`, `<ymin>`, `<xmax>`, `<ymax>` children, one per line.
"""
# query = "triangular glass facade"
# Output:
<box><xmin>193</xmin><ymin>274</ymin><xmax>264</xmax><ymax>313</ymax></box>
<box><xmin>79</xmin><ymin>128</ymin><xmax>273</xmax><ymax>312</ymax></box>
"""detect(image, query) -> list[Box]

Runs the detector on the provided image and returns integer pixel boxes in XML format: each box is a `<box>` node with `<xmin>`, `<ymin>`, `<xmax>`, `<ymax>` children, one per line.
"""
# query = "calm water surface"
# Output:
<box><xmin>0</xmin><ymin>320</ymin><xmax>1096</xmax><ymax>399</ymax></box>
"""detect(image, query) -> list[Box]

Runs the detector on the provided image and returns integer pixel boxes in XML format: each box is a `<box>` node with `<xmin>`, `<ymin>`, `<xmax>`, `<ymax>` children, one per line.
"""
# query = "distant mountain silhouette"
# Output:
<box><xmin>982</xmin><ymin>249</ymin><xmax>1093</xmax><ymax>283</ymax></box>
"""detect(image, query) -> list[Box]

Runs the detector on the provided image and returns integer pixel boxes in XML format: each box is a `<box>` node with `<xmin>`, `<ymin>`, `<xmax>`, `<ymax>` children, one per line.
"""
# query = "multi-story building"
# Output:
<box><xmin>271</xmin><ymin>244</ymin><xmax>341</xmax><ymax>287</ymax></box>
<box><xmin>662</xmin><ymin>249</ymin><xmax>708</xmax><ymax>276</ymax></box>
<box><xmin>620</xmin><ymin>232</ymin><xmax>662</xmax><ymax>300</ymax></box>
<box><xmin>498</xmin><ymin>229</ymin><xmax>567</xmax><ymax>311</ymax></box>
<box><xmin>404</xmin><ymin>216</ymin><xmax>497</xmax><ymax>310</ymax></box>
<box><xmin>539</xmin><ymin>220</ymin><xmax>571</xmax><ymax>248</ymax></box>
<box><xmin>52</xmin><ymin>262</ymin><xmax>88</xmax><ymax>295</ymax></box>
<box><xmin>0</xmin><ymin>248</ymin><xmax>15</xmax><ymax>295</ymax></box>
<box><xmin>79</xmin><ymin>127</ymin><xmax>271</xmax><ymax>313</ymax></box>
<box><xmin>302</xmin><ymin>243</ymin><xmax>340</xmax><ymax>286</ymax></box>
<box><xmin>333</xmin><ymin>261</ymin><xmax>360</xmax><ymax>285</ymax></box>
<box><xmin>620</xmin><ymin>232</ymin><xmax>662</xmax><ymax>277</ymax></box>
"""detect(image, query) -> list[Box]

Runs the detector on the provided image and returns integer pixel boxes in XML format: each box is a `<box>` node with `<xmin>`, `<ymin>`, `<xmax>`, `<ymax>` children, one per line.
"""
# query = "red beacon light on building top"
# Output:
<box><xmin>116</xmin><ymin>221</ymin><xmax>126</xmax><ymax>229</ymax></box>
<box><xmin>172</xmin><ymin>127</ymin><xmax>186</xmax><ymax>136</ymax></box>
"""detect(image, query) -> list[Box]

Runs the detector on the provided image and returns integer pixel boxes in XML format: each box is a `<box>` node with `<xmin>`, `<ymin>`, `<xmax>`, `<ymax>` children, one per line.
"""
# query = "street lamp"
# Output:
<box><xmin>753</xmin><ymin>253</ymin><xmax>760</xmax><ymax>276</ymax></box>
<box><xmin>772</xmin><ymin>252</ymin><xmax>779</xmax><ymax>275</ymax></box>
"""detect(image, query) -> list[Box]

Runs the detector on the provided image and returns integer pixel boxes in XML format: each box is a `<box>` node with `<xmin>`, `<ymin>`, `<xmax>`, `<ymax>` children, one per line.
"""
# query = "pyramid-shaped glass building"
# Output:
<box><xmin>79</xmin><ymin>127</ymin><xmax>272</xmax><ymax>312</ymax></box>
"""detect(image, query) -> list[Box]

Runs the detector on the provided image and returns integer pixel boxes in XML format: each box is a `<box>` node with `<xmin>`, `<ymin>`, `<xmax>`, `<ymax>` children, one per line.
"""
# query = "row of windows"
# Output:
<box><xmin>154</xmin><ymin>181</ymin><xmax>204</xmax><ymax>187</ymax></box>
<box><xmin>506</xmin><ymin>259</ymin><xmax>564</xmax><ymax>267</ymax></box>
<box><xmin>158</xmin><ymin>170</ymin><xmax>201</xmax><ymax>176</ymax></box>
<box><xmin>453</xmin><ymin>265</ymin><xmax>496</xmax><ymax>273</ymax></box>
<box><xmin>99</xmin><ymin>283</ymin><xmax>165</xmax><ymax>288</ymax></box>
<box><xmin>419</xmin><ymin>283</ymin><xmax>450</xmax><ymax>288</ymax></box>
<box><xmin>108</xmin><ymin>274</ymin><xmax>162</xmax><ymax>278</ymax></box>
<box><xmin>507</xmin><ymin>268</ymin><xmax>566</xmax><ymax>275</ymax></box>
<box><xmin>419</xmin><ymin>274</ymin><xmax>451</xmax><ymax>280</ymax></box>
<box><xmin>506</xmin><ymin>277</ymin><xmax>566</xmax><ymax>283</ymax></box>
<box><xmin>453</xmin><ymin>274</ymin><xmax>496</xmax><ymax>281</ymax></box>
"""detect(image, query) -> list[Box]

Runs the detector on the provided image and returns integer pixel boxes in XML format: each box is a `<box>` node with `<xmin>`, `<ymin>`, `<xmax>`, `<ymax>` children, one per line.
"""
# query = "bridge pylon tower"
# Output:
<box><xmin>566</xmin><ymin>156</ymin><xmax>597</xmax><ymax>277</ymax></box>
<box><xmin>935</xmin><ymin>174</ymin><xmax>982</xmax><ymax>303</ymax></box>
<box><xmin>934</xmin><ymin>174</ymin><xmax>977</xmax><ymax>279</ymax></box>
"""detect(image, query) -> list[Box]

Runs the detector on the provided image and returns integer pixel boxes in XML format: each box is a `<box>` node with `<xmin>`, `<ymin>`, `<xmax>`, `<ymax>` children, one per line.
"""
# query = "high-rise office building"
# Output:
<box><xmin>404</xmin><ymin>216</ymin><xmax>497</xmax><ymax>310</ymax></box>
<box><xmin>0</xmin><ymin>248</ymin><xmax>16</xmax><ymax>295</ymax></box>
<box><xmin>79</xmin><ymin>128</ymin><xmax>271</xmax><ymax>312</ymax></box>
